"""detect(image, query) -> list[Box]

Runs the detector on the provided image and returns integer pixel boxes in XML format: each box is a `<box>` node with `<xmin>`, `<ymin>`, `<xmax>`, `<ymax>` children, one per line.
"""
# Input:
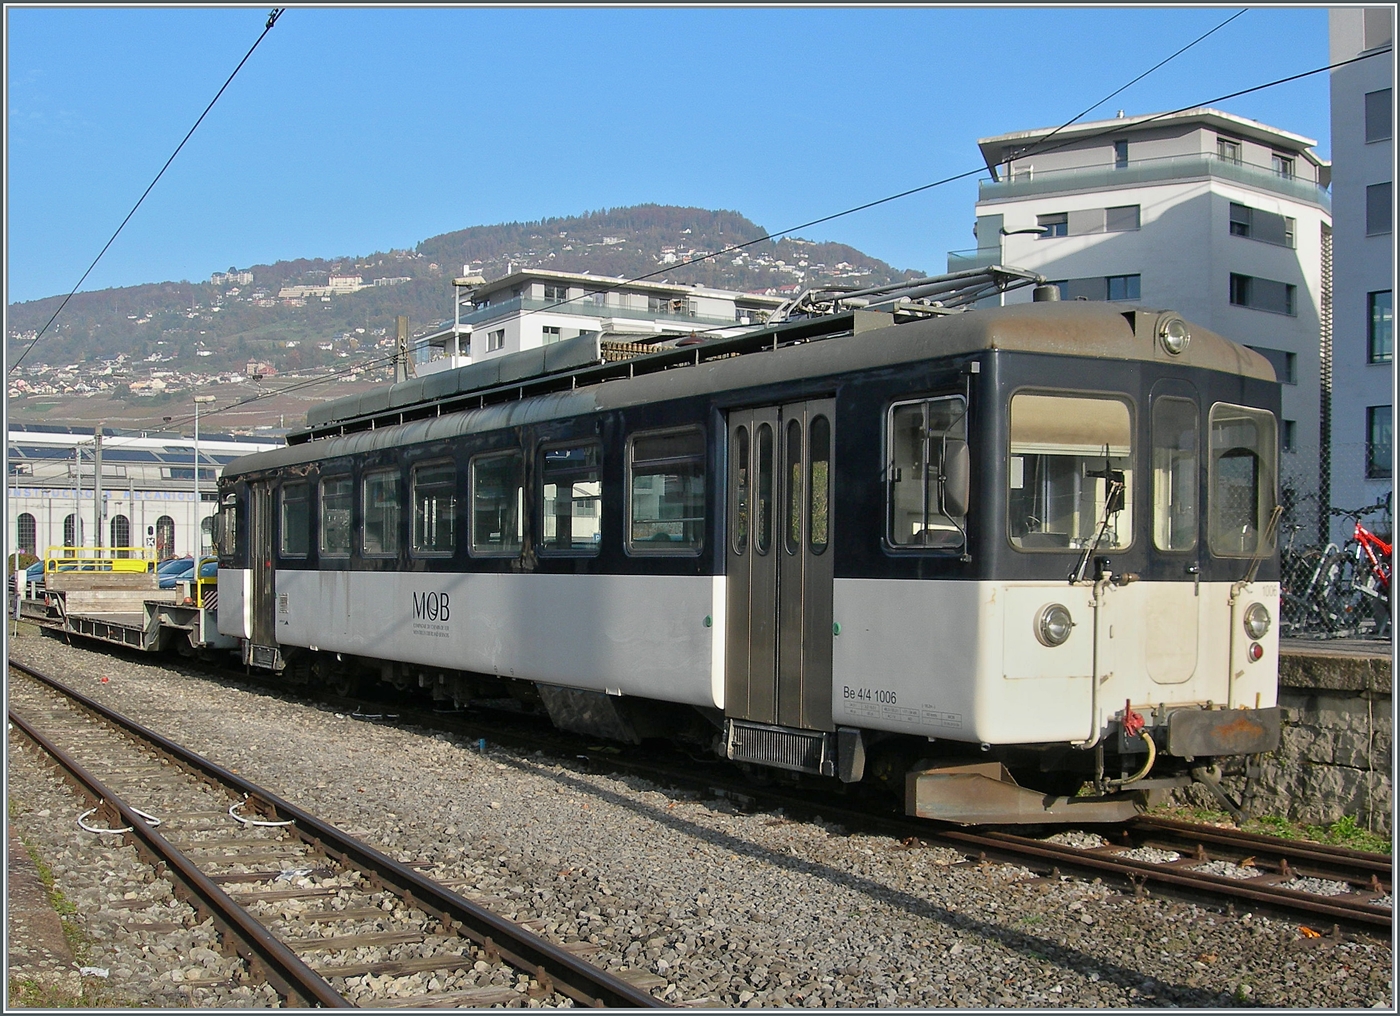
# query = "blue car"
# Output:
<box><xmin>158</xmin><ymin>557</ymin><xmax>194</xmax><ymax>589</ymax></box>
<box><xmin>159</xmin><ymin>558</ymin><xmax>217</xmax><ymax>589</ymax></box>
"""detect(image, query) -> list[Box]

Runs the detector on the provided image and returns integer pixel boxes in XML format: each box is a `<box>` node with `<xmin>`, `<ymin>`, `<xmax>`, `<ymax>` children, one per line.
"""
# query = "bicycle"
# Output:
<box><xmin>1279</xmin><ymin>524</ymin><xmax>1345</xmax><ymax>636</ymax></box>
<box><xmin>1322</xmin><ymin>501</ymin><xmax>1393</xmax><ymax>637</ymax></box>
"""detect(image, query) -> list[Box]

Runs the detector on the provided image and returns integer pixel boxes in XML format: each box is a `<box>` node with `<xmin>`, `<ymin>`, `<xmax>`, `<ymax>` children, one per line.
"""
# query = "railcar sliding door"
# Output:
<box><xmin>725</xmin><ymin>400</ymin><xmax>835</xmax><ymax>731</ymax></box>
<box><xmin>249</xmin><ymin>482</ymin><xmax>276</xmax><ymax>648</ymax></box>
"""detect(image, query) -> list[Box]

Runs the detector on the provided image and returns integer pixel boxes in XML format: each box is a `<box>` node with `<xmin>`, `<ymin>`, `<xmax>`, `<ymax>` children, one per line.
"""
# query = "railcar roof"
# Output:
<box><xmin>223</xmin><ymin>302</ymin><xmax>1272</xmax><ymax>478</ymax></box>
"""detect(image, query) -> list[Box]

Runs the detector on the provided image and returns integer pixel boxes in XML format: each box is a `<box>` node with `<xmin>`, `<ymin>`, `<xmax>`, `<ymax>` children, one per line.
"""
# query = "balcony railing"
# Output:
<box><xmin>459</xmin><ymin>295</ymin><xmax>742</xmax><ymax>329</ymax></box>
<box><xmin>980</xmin><ymin>152</ymin><xmax>1330</xmax><ymax>210</ymax></box>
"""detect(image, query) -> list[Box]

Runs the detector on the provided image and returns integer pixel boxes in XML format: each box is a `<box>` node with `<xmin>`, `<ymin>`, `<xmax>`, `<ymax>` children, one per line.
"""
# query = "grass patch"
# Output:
<box><xmin>19</xmin><ymin>835</ymin><xmax>90</xmax><ymax>960</ymax></box>
<box><xmin>7</xmin><ymin>976</ymin><xmax>126</xmax><ymax>1009</ymax></box>
<box><xmin>1149</xmin><ymin>804</ymin><xmax>1393</xmax><ymax>855</ymax></box>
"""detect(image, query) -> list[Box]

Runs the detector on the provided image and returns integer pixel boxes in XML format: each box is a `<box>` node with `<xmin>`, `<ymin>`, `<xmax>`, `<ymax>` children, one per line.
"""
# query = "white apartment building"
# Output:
<box><xmin>411</xmin><ymin>269</ymin><xmax>786</xmax><ymax>375</ymax></box>
<box><xmin>955</xmin><ymin>108</ymin><xmax>1333</xmax><ymax>532</ymax></box>
<box><xmin>1329</xmin><ymin>7</ymin><xmax>1394</xmax><ymax>541</ymax></box>
<box><xmin>7</xmin><ymin>427</ymin><xmax>283</xmax><ymax>562</ymax></box>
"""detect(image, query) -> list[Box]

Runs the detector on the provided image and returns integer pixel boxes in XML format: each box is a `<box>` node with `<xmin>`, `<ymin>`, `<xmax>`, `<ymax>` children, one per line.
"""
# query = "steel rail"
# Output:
<box><xmin>280</xmin><ymin>682</ymin><xmax>1397</xmax><ymax>933</ymax></box>
<box><xmin>16</xmin><ymin>649</ymin><xmax>1389</xmax><ymax>936</ymax></box>
<box><xmin>363</xmin><ymin>694</ymin><xmax>1393</xmax><ymax>932</ymax></box>
<box><xmin>8</xmin><ymin>659</ymin><xmax>666</xmax><ymax>1009</ymax></box>
<box><xmin>961</xmin><ymin>829</ymin><xmax>1392</xmax><ymax>929</ymax></box>
<box><xmin>7</xmin><ymin>706</ymin><xmax>350</xmax><ymax>1008</ymax></box>
<box><xmin>1127</xmin><ymin>816</ymin><xmax>1391</xmax><ymax>885</ymax></box>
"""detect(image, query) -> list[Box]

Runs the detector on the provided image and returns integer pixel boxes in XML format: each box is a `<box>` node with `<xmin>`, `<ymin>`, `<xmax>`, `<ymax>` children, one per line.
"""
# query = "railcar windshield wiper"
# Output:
<box><xmin>1069</xmin><ymin>462</ymin><xmax>1125</xmax><ymax>585</ymax></box>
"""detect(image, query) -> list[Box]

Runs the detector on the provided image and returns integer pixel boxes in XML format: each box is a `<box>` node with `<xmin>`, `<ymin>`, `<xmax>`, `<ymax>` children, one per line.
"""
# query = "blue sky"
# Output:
<box><xmin>6</xmin><ymin>6</ymin><xmax>1332</xmax><ymax>305</ymax></box>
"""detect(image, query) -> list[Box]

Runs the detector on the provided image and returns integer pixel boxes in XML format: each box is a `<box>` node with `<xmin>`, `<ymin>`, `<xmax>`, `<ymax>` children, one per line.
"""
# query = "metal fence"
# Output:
<box><xmin>1278</xmin><ymin>439</ymin><xmax>1392</xmax><ymax>639</ymax></box>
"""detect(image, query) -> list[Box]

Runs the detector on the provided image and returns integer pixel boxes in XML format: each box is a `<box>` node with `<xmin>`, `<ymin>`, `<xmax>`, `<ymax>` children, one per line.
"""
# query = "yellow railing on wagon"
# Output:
<box><xmin>195</xmin><ymin>557</ymin><xmax>218</xmax><ymax>609</ymax></box>
<box><xmin>43</xmin><ymin>546</ymin><xmax>157</xmax><ymax>574</ymax></box>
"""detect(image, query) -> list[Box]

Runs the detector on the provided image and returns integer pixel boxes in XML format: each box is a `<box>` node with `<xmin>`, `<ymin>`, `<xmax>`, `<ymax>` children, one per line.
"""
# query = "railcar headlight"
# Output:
<box><xmin>1036</xmin><ymin>603</ymin><xmax>1075</xmax><ymax>647</ymax></box>
<box><xmin>1159</xmin><ymin>316</ymin><xmax>1190</xmax><ymax>355</ymax></box>
<box><xmin>1243</xmin><ymin>602</ymin><xmax>1271</xmax><ymax>640</ymax></box>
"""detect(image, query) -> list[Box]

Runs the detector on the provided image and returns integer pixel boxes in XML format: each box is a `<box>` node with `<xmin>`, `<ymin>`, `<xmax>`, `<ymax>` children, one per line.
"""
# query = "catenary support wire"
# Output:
<box><xmin>8</xmin><ymin>9</ymin><xmax>286</xmax><ymax>375</ymax></box>
<box><xmin>151</xmin><ymin>43</ymin><xmax>1388</xmax><ymax>432</ymax></box>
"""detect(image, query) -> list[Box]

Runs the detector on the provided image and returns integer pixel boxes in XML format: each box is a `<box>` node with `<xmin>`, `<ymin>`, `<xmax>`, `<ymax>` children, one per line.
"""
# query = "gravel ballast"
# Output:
<box><xmin>7</xmin><ymin>633</ymin><xmax>1393</xmax><ymax>1008</ymax></box>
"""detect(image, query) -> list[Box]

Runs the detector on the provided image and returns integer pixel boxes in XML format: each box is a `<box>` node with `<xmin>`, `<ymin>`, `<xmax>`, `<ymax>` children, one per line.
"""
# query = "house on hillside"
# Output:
<box><xmin>409</xmin><ymin>269</ymin><xmax>785</xmax><ymax>374</ymax></box>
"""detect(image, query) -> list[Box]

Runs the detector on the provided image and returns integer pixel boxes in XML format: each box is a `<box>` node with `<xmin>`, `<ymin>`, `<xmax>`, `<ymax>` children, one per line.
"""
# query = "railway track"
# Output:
<box><xmin>7</xmin><ymin>659</ymin><xmax>666</xmax><ymax>1009</ymax></box>
<box><xmin>267</xmin><ymin>676</ymin><xmax>1394</xmax><ymax>936</ymax></box>
<box><xmin>13</xmin><ymin>633</ymin><xmax>1392</xmax><ymax>960</ymax></box>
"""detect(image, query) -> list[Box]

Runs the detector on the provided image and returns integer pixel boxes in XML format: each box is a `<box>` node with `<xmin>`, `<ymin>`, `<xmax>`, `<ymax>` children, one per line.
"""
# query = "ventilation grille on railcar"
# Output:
<box><xmin>725</xmin><ymin>719</ymin><xmax>834</xmax><ymax>776</ymax></box>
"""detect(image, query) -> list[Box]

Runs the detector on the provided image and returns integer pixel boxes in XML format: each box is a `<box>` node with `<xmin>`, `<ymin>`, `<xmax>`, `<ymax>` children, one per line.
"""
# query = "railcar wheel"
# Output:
<box><xmin>329</xmin><ymin>671</ymin><xmax>362</xmax><ymax>698</ymax></box>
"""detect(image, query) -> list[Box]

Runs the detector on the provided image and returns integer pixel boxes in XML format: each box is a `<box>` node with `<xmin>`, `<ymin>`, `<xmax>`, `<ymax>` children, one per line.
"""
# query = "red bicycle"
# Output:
<box><xmin>1324</xmin><ymin>501</ymin><xmax>1393</xmax><ymax>636</ymax></box>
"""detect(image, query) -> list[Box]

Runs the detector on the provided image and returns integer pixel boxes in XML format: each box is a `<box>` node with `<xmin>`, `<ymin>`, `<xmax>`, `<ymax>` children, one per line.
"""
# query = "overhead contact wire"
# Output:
<box><xmin>8</xmin><ymin>8</ymin><xmax>286</xmax><ymax>375</ymax></box>
<box><xmin>137</xmin><ymin>42</ymin><xmax>1392</xmax><ymax>430</ymax></box>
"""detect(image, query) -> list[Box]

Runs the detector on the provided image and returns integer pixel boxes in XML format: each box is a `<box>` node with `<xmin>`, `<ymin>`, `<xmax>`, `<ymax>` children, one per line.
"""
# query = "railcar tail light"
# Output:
<box><xmin>1159</xmin><ymin>316</ymin><xmax>1190</xmax><ymax>355</ymax></box>
<box><xmin>1248</xmin><ymin>641</ymin><xmax>1265</xmax><ymax>663</ymax></box>
<box><xmin>1036</xmin><ymin>604</ymin><xmax>1074</xmax><ymax>647</ymax></box>
<box><xmin>1243</xmin><ymin>602</ymin><xmax>1271</xmax><ymax>640</ymax></box>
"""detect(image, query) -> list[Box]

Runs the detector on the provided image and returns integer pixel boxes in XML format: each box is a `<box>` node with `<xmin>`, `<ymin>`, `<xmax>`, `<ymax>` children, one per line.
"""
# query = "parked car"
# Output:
<box><xmin>159</xmin><ymin>558</ymin><xmax>216</xmax><ymax>589</ymax></box>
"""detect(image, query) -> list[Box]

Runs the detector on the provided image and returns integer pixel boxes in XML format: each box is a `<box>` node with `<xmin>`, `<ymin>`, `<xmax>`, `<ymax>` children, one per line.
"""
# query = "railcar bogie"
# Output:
<box><xmin>215</xmin><ymin>296</ymin><xmax>1284</xmax><ymax>825</ymax></box>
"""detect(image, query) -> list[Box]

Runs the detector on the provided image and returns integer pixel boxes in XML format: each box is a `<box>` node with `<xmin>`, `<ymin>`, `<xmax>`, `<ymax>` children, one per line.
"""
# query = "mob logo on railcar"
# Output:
<box><xmin>411</xmin><ymin>591</ymin><xmax>450</xmax><ymax>622</ymax></box>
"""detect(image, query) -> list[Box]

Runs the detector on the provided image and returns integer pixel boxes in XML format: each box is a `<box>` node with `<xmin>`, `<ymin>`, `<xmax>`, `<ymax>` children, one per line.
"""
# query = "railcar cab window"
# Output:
<box><xmin>320</xmin><ymin>476</ymin><xmax>352</xmax><ymax>557</ymax></box>
<box><xmin>1008</xmin><ymin>393</ymin><xmax>1134</xmax><ymax>551</ymax></box>
<box><xmin>411</xmin><ymin>462</ymin><xmax>456</xmax><ymax>555</ymax></box>
<box><xmin>1208</xmin><ymin>404</ymin><xmax>1278</xmax><ymax>557</ymax></box>
<box><xmin>1152</xmin><ymin>398</ymin><xmax>1199</xmax><ymax>552</ymax></box>
<box><xmin>280</xmin><ymin>483</ymin><xmax>310</xmax><ymax>558</ymax></box>
<box><xmin>628</xmin><ymin>428</ymin><xmax>704</xmax><ymax>554</ymax></box>
<box><xmin>470</xmin><ymin>452</ymin><xmax>524</xmax><ymax>556</ymax></box>
<box><xmin>887</xmin><ymin>396</ymin><xmax>968</xmax><ymax>551</ymax></box>
<box><xmin>362</xmin><ymin>469</ymin><xmax>400</xmax><ymax>556</ymax></box>
<box><xmin>540</xmin><ymin>443</ymin><xmax>602</xmax><ymax>553</ymax></box>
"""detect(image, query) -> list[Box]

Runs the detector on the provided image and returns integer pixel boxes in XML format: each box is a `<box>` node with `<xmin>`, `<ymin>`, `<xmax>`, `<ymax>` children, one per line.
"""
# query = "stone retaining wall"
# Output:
<box><xmin>1234</xmin><ymin>648</ymin><xmax>1392</xmax><ymax>836</ymax></box>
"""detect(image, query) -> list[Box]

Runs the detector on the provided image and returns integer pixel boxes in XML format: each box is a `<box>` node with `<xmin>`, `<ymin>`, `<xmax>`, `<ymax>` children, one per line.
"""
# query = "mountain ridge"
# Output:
<box><xmin>7</xmin><ymin>204</ymin><xmax>924</xmax><ymax>375</ymax></box>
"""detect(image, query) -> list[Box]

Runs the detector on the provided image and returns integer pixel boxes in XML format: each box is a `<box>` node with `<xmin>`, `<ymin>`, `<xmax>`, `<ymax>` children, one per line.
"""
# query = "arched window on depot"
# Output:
<box><xmin>110</xmin><ymin>514</ymin><xmax>131</xmax><ymax>556</ymax></box>
<box><xmin>17</xmin><ymin>513</ymin><xmax>37</xmax><ymax>558</ymax></box>
<box><xmin>63</xmin><ymin>513</ymin><xmax>80</xmax><ymax>548</ymax></box>
<box><xmin>156</xmin><ymin>515</ymin><xmax>176</xmax><ymax>560</ymax></box>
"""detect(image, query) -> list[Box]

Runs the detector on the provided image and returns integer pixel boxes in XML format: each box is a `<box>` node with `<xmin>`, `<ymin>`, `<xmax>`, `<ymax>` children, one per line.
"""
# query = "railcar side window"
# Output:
<box><xmin>471</xmin><ymin>452</ymin><xmax>524</xmax><ymax>555</ymax></box>
<box><xmin>280</xmin><ymin>483</ymin><xmax>309</xmax><ymax>558</ymax></box>
<box><xmin>887</xmin><ymin>396</ymin><xmax>967</xmax><ymax>550</ymax></box>
<box><xmin>1008</xmin><ymin>394</ymin><xmax>1133</xmax><ymax>551</ymax></box>
<box><xmin>540</xmin><ymin>443</ymin><xmax>602</xmax><ymax>553</ymax></box>
<box><xmin>809</xmin><ymin>415</ymin><xmax>831</xmax><ymax>554</ymax></box>
<box><xmin>731</xmin><ymin>426</ymin><xmax>749</xmax><ymax>555</ymax></box>
<box><xmin>628</xmin><ymin>428</ymin><xmax>704</xmax><ymax>553</ymax></box>
<box><xmin>1208</xmin><ymin>403</ymin><xmax>1277</xmax><ymax>557</ymax></box>
<box><xmin>320</xmin><ymin>476</ymin><xmax>352</xmax><ymax>557</ymax></box>
<box><xmin>1152</xmin><ymin>398</ymin><xmax>1199</xmax><ymax>552</ymax></box>
<box><xmin>362</xmin><ymin>469</ymin><xmax>400</xmax><ymax>556</ymax></box>
<box><xmin>755</xmin><ymin>424</ymin><xmax>774</xmax><ymax>555</ymax></box>
<box><xmin>785</xmin><ymin>419</ymin><xmax>803</xmax><ymax>555</ymax></box>
<box><xmin>412</xmin><ymin>462</ymin><xmax>457</xmax><ymax>555</ymax></box>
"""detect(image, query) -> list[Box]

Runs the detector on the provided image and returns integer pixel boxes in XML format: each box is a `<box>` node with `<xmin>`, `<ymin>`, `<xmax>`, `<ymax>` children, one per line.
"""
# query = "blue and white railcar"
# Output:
<box><xmin>216</xmin><ymin>296</ymin><xmax>1282</xmax><ymax>823</ymax></box>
